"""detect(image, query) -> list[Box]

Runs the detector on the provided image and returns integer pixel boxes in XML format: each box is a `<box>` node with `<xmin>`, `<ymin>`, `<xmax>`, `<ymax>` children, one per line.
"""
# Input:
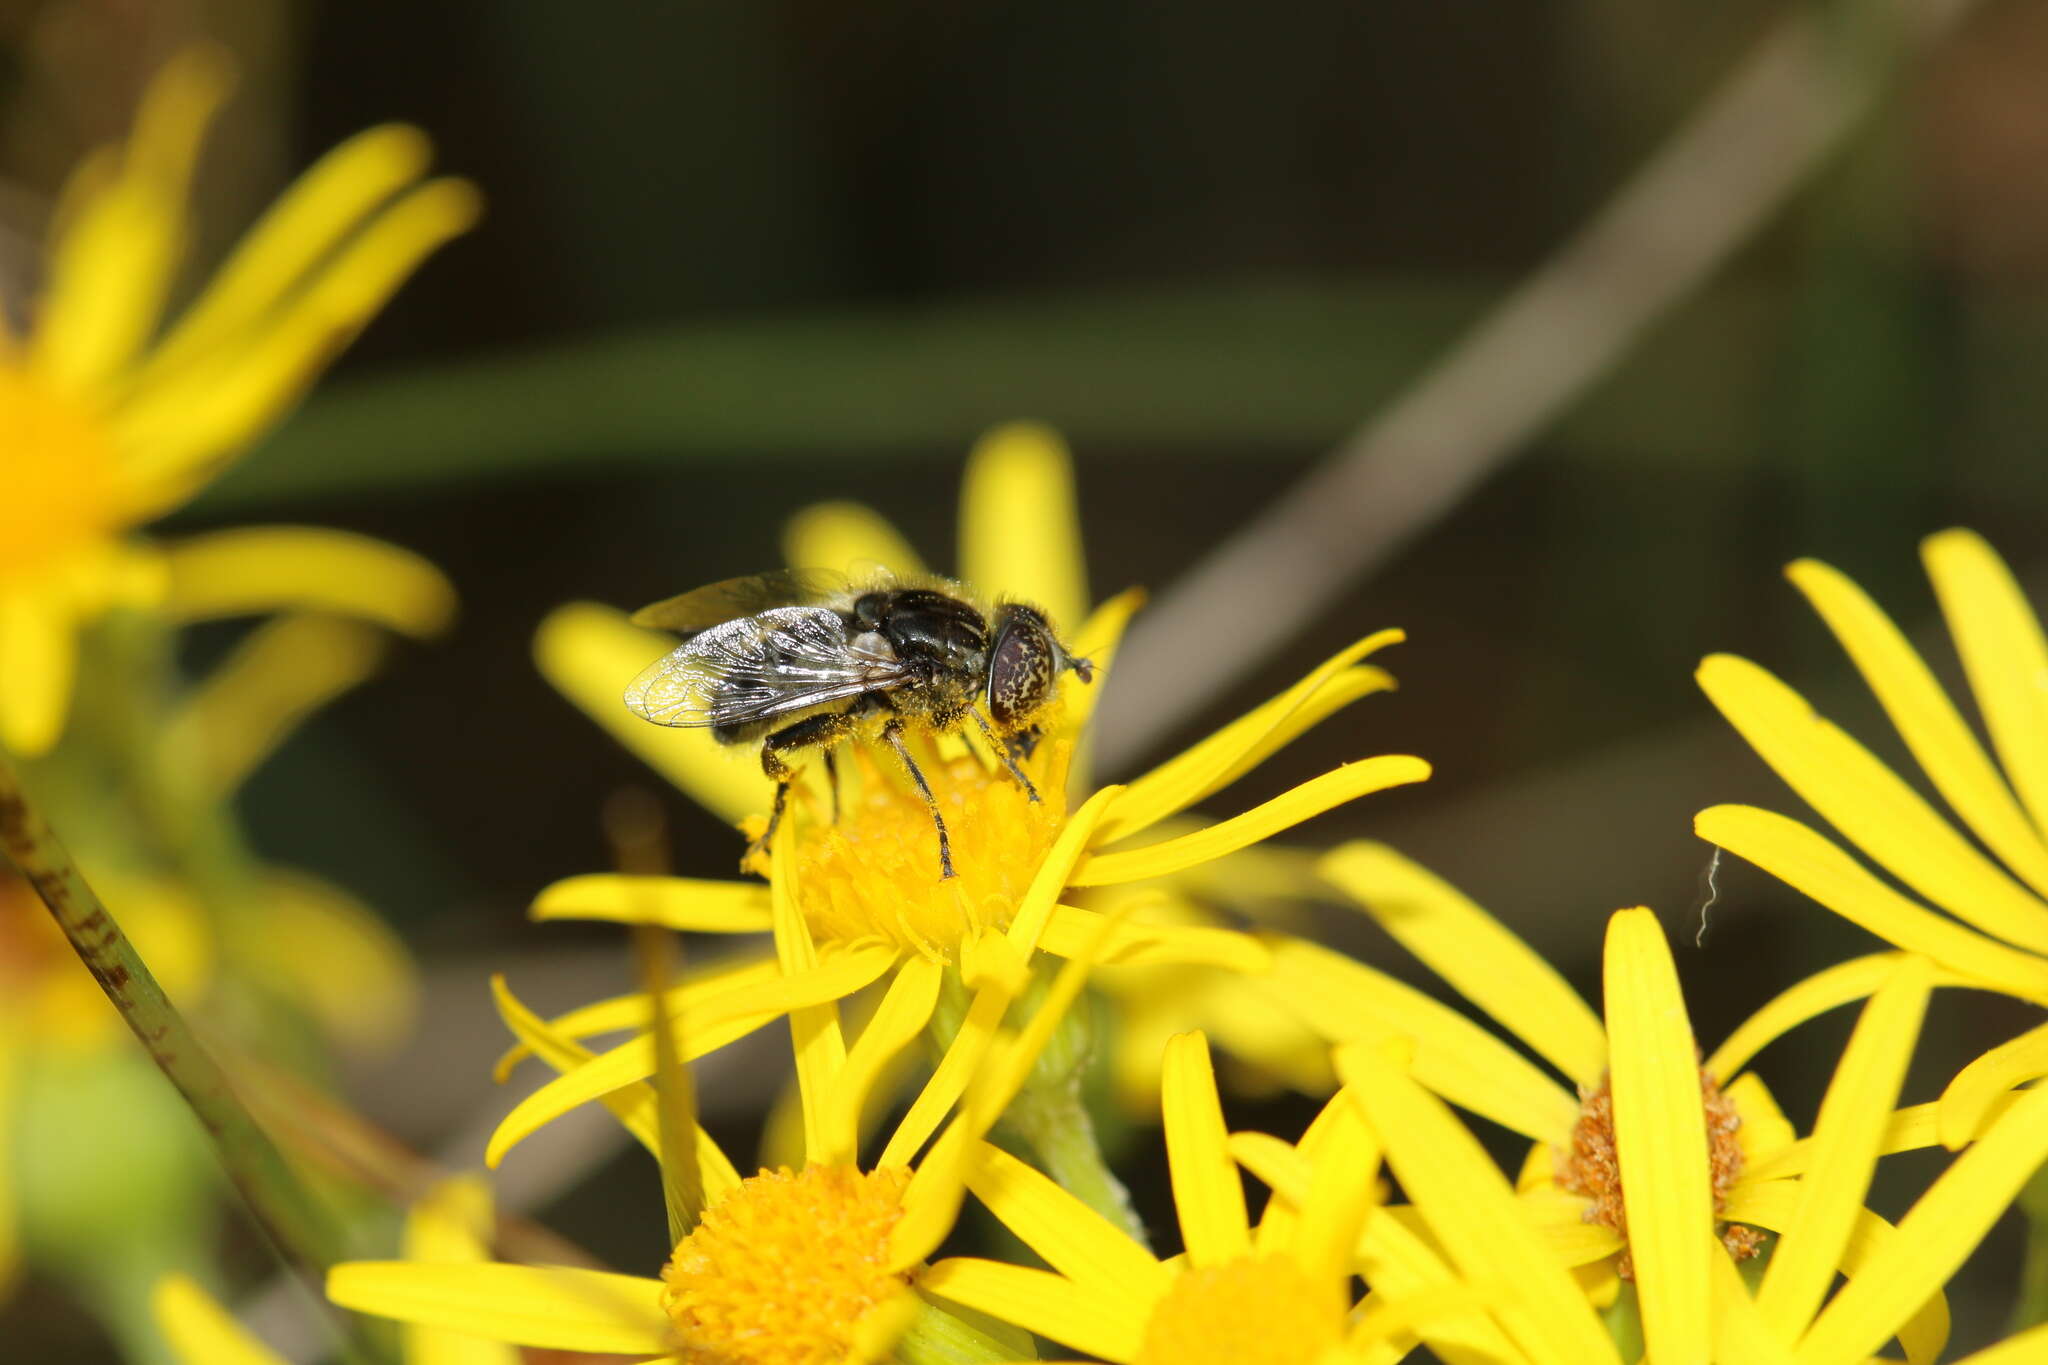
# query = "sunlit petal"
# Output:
<box><xmin>153</xmin><ymin>1275</ymin><xmax>287</xmax><ymax>1365</ymax></box>
<box><xmin>1789</xmin><ymin>557</ymin><xmax>2048</xmax><ymax>901</ymax></box>
<box><xmin>535</xmin><ymin>602</ymin><xmax>769</xmax><ymax>826</ymax></box>
<box><xmin>920</xmin><ymin>1258</ymin><xmax>1142</xmax><ymax>1363</ymax></box>
<box><xmin>1794</xmin><ymin>1084</ymin><xmax>2048</xmax><ymax>1365</ymax></box>
<box><xmin>1708</xmin><ymin>952</ymin><xmax>1952</xmax><ymax>1081</ymax></box>
<box><xmin>1707</xmin><ymin>1253</ymin><xmax>1796</xmax><ymax>1365</ymax></box>
<box><xmin>326</xmin><ymin>1263</ymin><xmax>670</xmax><ymax>1354</ymax></box>
<box><xmin>1040</xmin><ymin>904</ymin><xmax>1269</xmax><ymax>971</ymax></box>
<box><xmin>1697</xmin><ymin>654</ymin><xmax>2048</xmax><ymax>954</ymax></box>
<box><xmin>1695</xmin><ymin>805</ymin><xmax>2048</xmax><ymax>1004</ymax></box>
<box><xmin>966</xmin><ymin>1141</ymin><xmax>1168</xmax><ymax>1299</ymax></box>
<box><xmin>400</xmin><ymin>1177</ymin><xmax>524</xmax><ymax>1365</ymax></box>
<box><xmin>1161</xmin><ymin>1031</ymin><xmax>1251</xmax><ymax>1267</ymax></box>
<box><xmin>1935</xmin><ymin>1017</ymin><xmax>2048</xmax><ymax>1150</ymax></box>
<box><xmin>161</xmin><ymin>527</ymin><xmax>455</xmax><ymax>636</ymax></box>
<box><xmin>784</xmin><ymin>501</ymin><xmax>926</xmax><ymax>578</ymax></box>
<box><xmin>1321</xmin><ymin>841</ymin><xmax>1606</xmax><ymax>1087</ymax></box>
<box><xmin>821</xmin><ymin>956</ymin><xmax>942</xmax><ymax>1168</ymax></box>
<box><xmin>1755</xmin><ymin>957</ymin><xmax>1931</xmax><ymax>1337</ymax></box>
<box><xmin>959</xmin><ymin>422</ymin><xmax>1089</xmax><ymax>631</ymax></box>
<box><xmin>1601</xmin><ymin>908</ymin><xmax>1711</xmax><ymax>1363</ymax></box>
<box><xmin>1068</xmin><ymin>756</ymin><xmax>1430</xmax><ymax>887</ymax></box>
<box><xmin>0</xmin><ymin>588</ymin><xmax>79</xmax><ymax>756</ymax></box>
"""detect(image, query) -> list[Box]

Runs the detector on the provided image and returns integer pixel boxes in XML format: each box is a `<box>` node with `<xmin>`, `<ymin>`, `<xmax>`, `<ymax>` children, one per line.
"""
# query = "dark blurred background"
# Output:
<box><xmin>7</xmin><ymin>0</ymin><xmax>2048</xmax><ymax>1355</ymax></box>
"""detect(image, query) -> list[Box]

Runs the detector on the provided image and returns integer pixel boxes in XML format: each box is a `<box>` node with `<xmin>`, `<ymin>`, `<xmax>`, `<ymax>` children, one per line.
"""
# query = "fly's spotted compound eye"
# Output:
<box><xmin>987</xmin><ymin>607</ymin><xmax>1057</xmax><ymax>728</ymax></box>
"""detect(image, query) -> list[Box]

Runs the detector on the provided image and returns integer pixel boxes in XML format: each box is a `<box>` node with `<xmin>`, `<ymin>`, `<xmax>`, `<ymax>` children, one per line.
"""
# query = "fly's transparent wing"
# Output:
<box><xmin>630</xmin><ymin>569</ymin><xmax>849</xmax><ymax>634</ymax></box>
<box><xmin>624</xmin><ymin>606</ymin><xmax>912</xmax><ymax>728</ymax></box>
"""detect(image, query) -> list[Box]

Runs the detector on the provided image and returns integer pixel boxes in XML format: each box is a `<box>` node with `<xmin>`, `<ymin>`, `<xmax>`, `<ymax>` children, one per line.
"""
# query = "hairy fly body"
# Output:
<box><xmin>624</xmin><ymin>570</ymin><xmax>1092</xmax><ymax>879</ymax></box>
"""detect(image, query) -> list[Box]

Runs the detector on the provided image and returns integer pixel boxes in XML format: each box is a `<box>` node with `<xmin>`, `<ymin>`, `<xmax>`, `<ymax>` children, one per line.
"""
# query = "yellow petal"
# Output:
<box><xmin>1353</xmin><ymin>1206</ymin><xmax>1525</xmax><ymax>1365</ymax></box>
<box><xmin>1069</xmin><ymin>757</ymin><xmax>1431</xmax><ymax>887</ymax></box>
<box><xmin>1742</xmin><ymin>1094</ymin><xmax>2023</xmax><ymax>1186</ymax></box>
<box><xmin>966</xmin><ymin>1141</ymin><xmax>1169</xmax><ymax>1299</ymax></box>
<box><xmin>1063</xmin><ymin>588</ymin><xmax>1146</xmax><ymax>742</ymax></box>
<box><xmin>1601</xmin><ymin>907</ymin><xmax>1711</xmax><ymax>1365</ymax></box>
<box><xmin>1095</xmin><ymin>632</ymin><xmax>1405</xmax><ymax>845</ymax></box>
<box><xmin>1258</xmin><ymin>936</ymin><xmax>1579</xmax><ymax>1143</ymax></box>
<box><xmin>1161</xmin><ymin>1031</ymin><xmax>1252</xmax><ymax>1267</ymax></box>
<box><xmin>1707</xmin><ymin>1253</ymin><xmax>1796</xmax><ymax>1365</ymax></box>
<box><xmin>153</xmin><ymin>1275</ymin><xmax>287</xmax><ymax>1365</ymax></box>
<box><xmin>530</xmin><ymin>874</ymin><xmax>771</xmax><ymax>933</ymax></box>
<box><xmin>1789</xmin><ymin>556</ymin><xmax>2048</xmax><ymax>901</ymax></box>
<box><xmin>879</xmin><ymin>979</ymin><xmax>1008</xmax><ymax>1170</ymax></box>
<box><xmin>535</xmin><ymin>603</ymin><xmax>768</xmax><ymax>825</ymax></box>
<box><xmin>491</xmin><ymin>954</ymin><xmax>780</xmax><ymax>1080</ymax></box>
<box><xmin>326</xmin><ymin>1263</ymin><xmax>671</xmax><ymax>1354</ymax></box>
<box><xmin>1708</xmin><ymin>952</ymin><xmax>1933</xmax><ymax>1081</ymax></box>
<box><xmin>115</xmin><ymin>178</ymin><xmax>481</xmax><ymax>506</ymax></box>
<box><xmin>139</xmin><ymin>124</ymin><xmax>433</xmax><ymax>378</ymax></box>
<box><xmin>1936</xmin><ymin>1016</ymin><xmax>2048</xmax><ymax>1150</ymax></box>
<box><xmin>489</xmin><ymin>975</ymin><xmax>740</xmax><ymax>1203</ymax></box>
<box><xmin>1287</xmin><ymin>1087</ymin><xmax>1383</xmax><ymax>1286</ymax></box>
<box><xmin>1697</xmin><ymin>654</ymin><xmax>2048</xmax><ymax>954</ymax></box>
<box><xmin>32</xmin><ymin>48</ymin><xmax>229</xmax><ymax>392</ymax></box>
<box><xmin>1949</xmin><ymin>1325</ymin><xmax>2048</xmax><ymax>1365</ymax></box>
<box><xmin>1336</xmin><ymin>1042</ymin><xmax>1619</xmax><ymax>1365</ymax></box>
<box><xmin>1695</xmin><ymin>805</ymin><xmax>2048</xmax><ymax>1004</ymax></box>
<box><xmin>1755</xmin><ymin>956</ymin><xmax>1932</xmax><ymax>1336</ymax></box>
<box><xmin>166</xmin><ymin>614</ymin><xmax>389</xmax><ymax>798</ymax></box>
<box><xmin>1320</xmin><ymin>841</ymin><xmax>1606</xmax><ymax>1088</ymax></box>
<box><xmin>1923</xmin><ymin>529</ymin><xmax>2048</xmax><ymax>841</ymax></box>
<box><xmin>1721</xmin><ymin>1182</ymin><xmax>1948</xmax><ymax>1365</ymax></box>
<box><xmin>1006</xmin><ymin>784</ymin><xmax>1126</xmax><ymax>952</ymax></box>
<box><xmin>959</xmin><ymin>422</ymin><xmax>1089</xmax><ymax>631</ymax></box>
<box><xmin>484</xmin><ymin>943</ymin><xmax>892</xmax><ymax>1166</ymax></box>
<box><xmin>0</xmin><ymin>587</ymin><xmax>79</xmax><ymax>756</ymax></box>
<box><xmin>771</xmin><ymin>826</ymin><xmax>849</xmax><ymax>1165</ymax></box>
<box><xmin>1794</xmin><ymin>1083</ymin><xmax>2048</xmax><ymax>1365</ymax></box>
<box><xmin>820</xmin><ymin>955</ymin><xmax>942</xmax><ymax>1168</ymax></box>
<box><xmin>918</xmin><ymin>1258</ymin><xmax>1142</xmax><ymax>1363</ymax></box>
<box><xmin>1723</xmin><ymin>1073</ymin><xmax>1797</xmax><ymax>1166</ymax></box>
<box><xmin>161</xmin><ymin>527</ymin><xmax>455</xmax><ymax>636</ymax></box>
<box><xmin>401</xmin><ymin>1177</ymin><xmax>524</xmax><ymax>1365</ymax></box>
<box><xmin>783</xmin><ymin>502</ymin><xmax>925</xmax><ymax>578</ymax></box>
<box><xmin>1040</xmin><ymin>904</ymin><xmax>1270</xmax><ymax>971</ymax></box>
<box><xmin>252</xmin><ymin>870</ymin><xmax>416</xmax><ymax>1054</ymax></box>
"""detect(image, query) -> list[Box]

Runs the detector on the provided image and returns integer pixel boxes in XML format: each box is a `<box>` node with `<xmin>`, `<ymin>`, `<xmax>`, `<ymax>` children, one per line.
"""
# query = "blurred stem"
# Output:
<box><xmin>0</xmin><ymin>743</ymin><xmax>350</xmax><ymax>1280</ymax></box>
<box><xmin>2015</xmin><ymin>1160</ymin><xmax>2048</xmax><ymax>1330</ymax></box>
<box><xmin>1601</xmin><ymin>1281</ymin><xmax>1644</xmax><ymax>1357</ymax></box>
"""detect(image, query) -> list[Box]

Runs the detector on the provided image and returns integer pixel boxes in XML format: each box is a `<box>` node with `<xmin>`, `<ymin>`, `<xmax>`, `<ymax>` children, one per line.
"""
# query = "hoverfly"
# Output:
<box><xmin>625</xmin><ymin>569</ymin><xmax>1093</xmax><ymax>879</ymax></box>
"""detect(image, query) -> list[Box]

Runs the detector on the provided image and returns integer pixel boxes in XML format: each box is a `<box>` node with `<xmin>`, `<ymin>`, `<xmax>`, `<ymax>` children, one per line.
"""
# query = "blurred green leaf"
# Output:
<box><xmin>194</xmin><ymin>275</ymin><xmax>1800</xmax><ymax>510</ymax></box>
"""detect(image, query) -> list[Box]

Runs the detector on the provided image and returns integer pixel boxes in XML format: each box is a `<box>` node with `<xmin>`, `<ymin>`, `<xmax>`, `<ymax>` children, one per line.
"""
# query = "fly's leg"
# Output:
<box><xmin>880</xmin><ymin>718</ymin><xmax>955</xmax><ymax>880</ymax></box>
<box><xmin>823</xmin><ymin>749</ymin><xmax>842</xmax><ymax>824</ymax></box>
<box><xmin>966</xmin><ymin>707</ymin><xmax>1040</xmax><ymax>804</ymax></box>
<box><xmin>747</xmin><ymin>710</ymin><xmax>860</xmax><ymax>871</ymax></box>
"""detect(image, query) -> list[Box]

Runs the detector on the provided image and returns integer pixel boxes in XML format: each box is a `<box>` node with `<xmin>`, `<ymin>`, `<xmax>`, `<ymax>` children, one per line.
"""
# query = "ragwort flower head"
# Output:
<box><xmin>493</xmin><ymin>423</ymin><xmax>1425</xmax><ymax>1165</ymax></box>
<box><xmin>924</xmin><ymin>1027</ymin><xmax>1511</xmax><ymax>1365</ymax></box>
<box><xmin>0</xmin><ymin>45</ymin><xmax>470</xmax><ymax>754</ymax></box>
<box><xmin>1273</xmin><ymin>843</ymin><xmax>2048</xmax><ymax>1365</ymax></box>
<box><xmin>332</xmin><ymin>912</ymin><xmax>1110</xmax><ymax>1365</ymax></box>
<box><xmin>1695</xmin><ymin>530</ymin><xmax>2048</xmax><ymax>1142</ymax></box>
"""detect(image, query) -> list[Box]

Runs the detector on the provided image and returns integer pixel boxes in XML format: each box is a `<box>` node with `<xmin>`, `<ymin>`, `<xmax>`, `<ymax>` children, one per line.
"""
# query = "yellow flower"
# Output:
<box><xmin>1695</xmin><ymin>530</ymin><xmax>2048</xmax><ymax>1144</ymax></box>
<box><xmin>154</xmin><ymin>1176</ymin><xmax>518</xmax><ymax>1365</ymax></box>
<box><xmin>330</xmin><ymin>905</ymin><xmax>1108</xmax><ymax>1364</ymax></box>
<box><xmin>1271</xmin><ymin>842</ymin><xmax>2048</xmax><ymax>1364</ymax></box>
<box><xmin>0</xmin><ymin>45</ymin><xmax>471</xmax><ymax>753</ymax></box>
<box><xmin>493</xmin><ymin>424</ymin><xmax>1423</xmax><ymax>1166</ymax></box>
<box><xmin>921</xmin><ymin>1028</ymin><xmax>1501</xmax><ymax>1365</ymax></box>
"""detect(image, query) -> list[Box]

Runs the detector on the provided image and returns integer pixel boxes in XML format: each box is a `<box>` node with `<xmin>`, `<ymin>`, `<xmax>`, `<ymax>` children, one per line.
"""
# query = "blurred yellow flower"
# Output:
<box><xmin>921</xmin><ymin>1028</ymin><xmax>1500</xmax><ymax>1365</ymax></box>
<box><xmin>154</xmin><ymin>1176</ymin><xmax>517</xmax><ymax>1365</ymax></box>
<box><xmin>0</xmin><ymin>45</ymin><xmax>470</xmax><ymax>754</ymax></box>
<box><xmin>1696</xmin><ymin>530</ymin><xmax>2048</xmax><ymax>1144</ymax></box>
<box><xmin>332</xmin><ymin>906</ymin><xmax>1106</xmax><ymax>1364</ymax></box>
<box><xmin>1274</xmin><ymin>843</ymin><xmax>2048</xmax><ymax>1364</ymax></box>
<box><xmin>495</xmin><ymin>424</ymin><xmax>1423</xmax><ymax>1166</ymax></box>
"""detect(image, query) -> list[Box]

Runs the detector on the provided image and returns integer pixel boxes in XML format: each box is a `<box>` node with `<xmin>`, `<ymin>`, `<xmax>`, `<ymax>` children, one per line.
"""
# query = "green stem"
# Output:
<box><xmin>0</xmin><ymin>741</ymin><xmax>348</xmax><ymax>1279</ymax></box>
<box><xmin>1001</xmin><ymin>1077</ymin><xmax>1146</xmax><ymax>1251</ymax></box>
<box><xmin>2014</xmin><ymin>1158</ymin><xmax>2048</xmax><ymax>1330</ymax></box>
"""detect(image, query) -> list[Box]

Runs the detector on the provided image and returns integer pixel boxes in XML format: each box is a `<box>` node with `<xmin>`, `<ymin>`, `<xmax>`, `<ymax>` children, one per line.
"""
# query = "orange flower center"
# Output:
<box><xmin>0</xmin><ymin>365</ymin><xmax>129</xmax><ymax>581</ymax></box>
<box><xmin>660</xmin><ymin>1164</ymin><xmax>913</xmax><ymax>1365</ymax></box>
<box><xmin>784</xmin><ymin>732</ymin><xmax>1068</xmax><ymax>959</ymax></box>
<box><xmin>1132</xmin><ymin>1256</ymin><xmax>1343</xmax><ymax>1365</ymax></box>
<box><xmin>1558</xmin><ymin>1068</ymin><xmax>1765</xmax><ymax>1278</ymax></box>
